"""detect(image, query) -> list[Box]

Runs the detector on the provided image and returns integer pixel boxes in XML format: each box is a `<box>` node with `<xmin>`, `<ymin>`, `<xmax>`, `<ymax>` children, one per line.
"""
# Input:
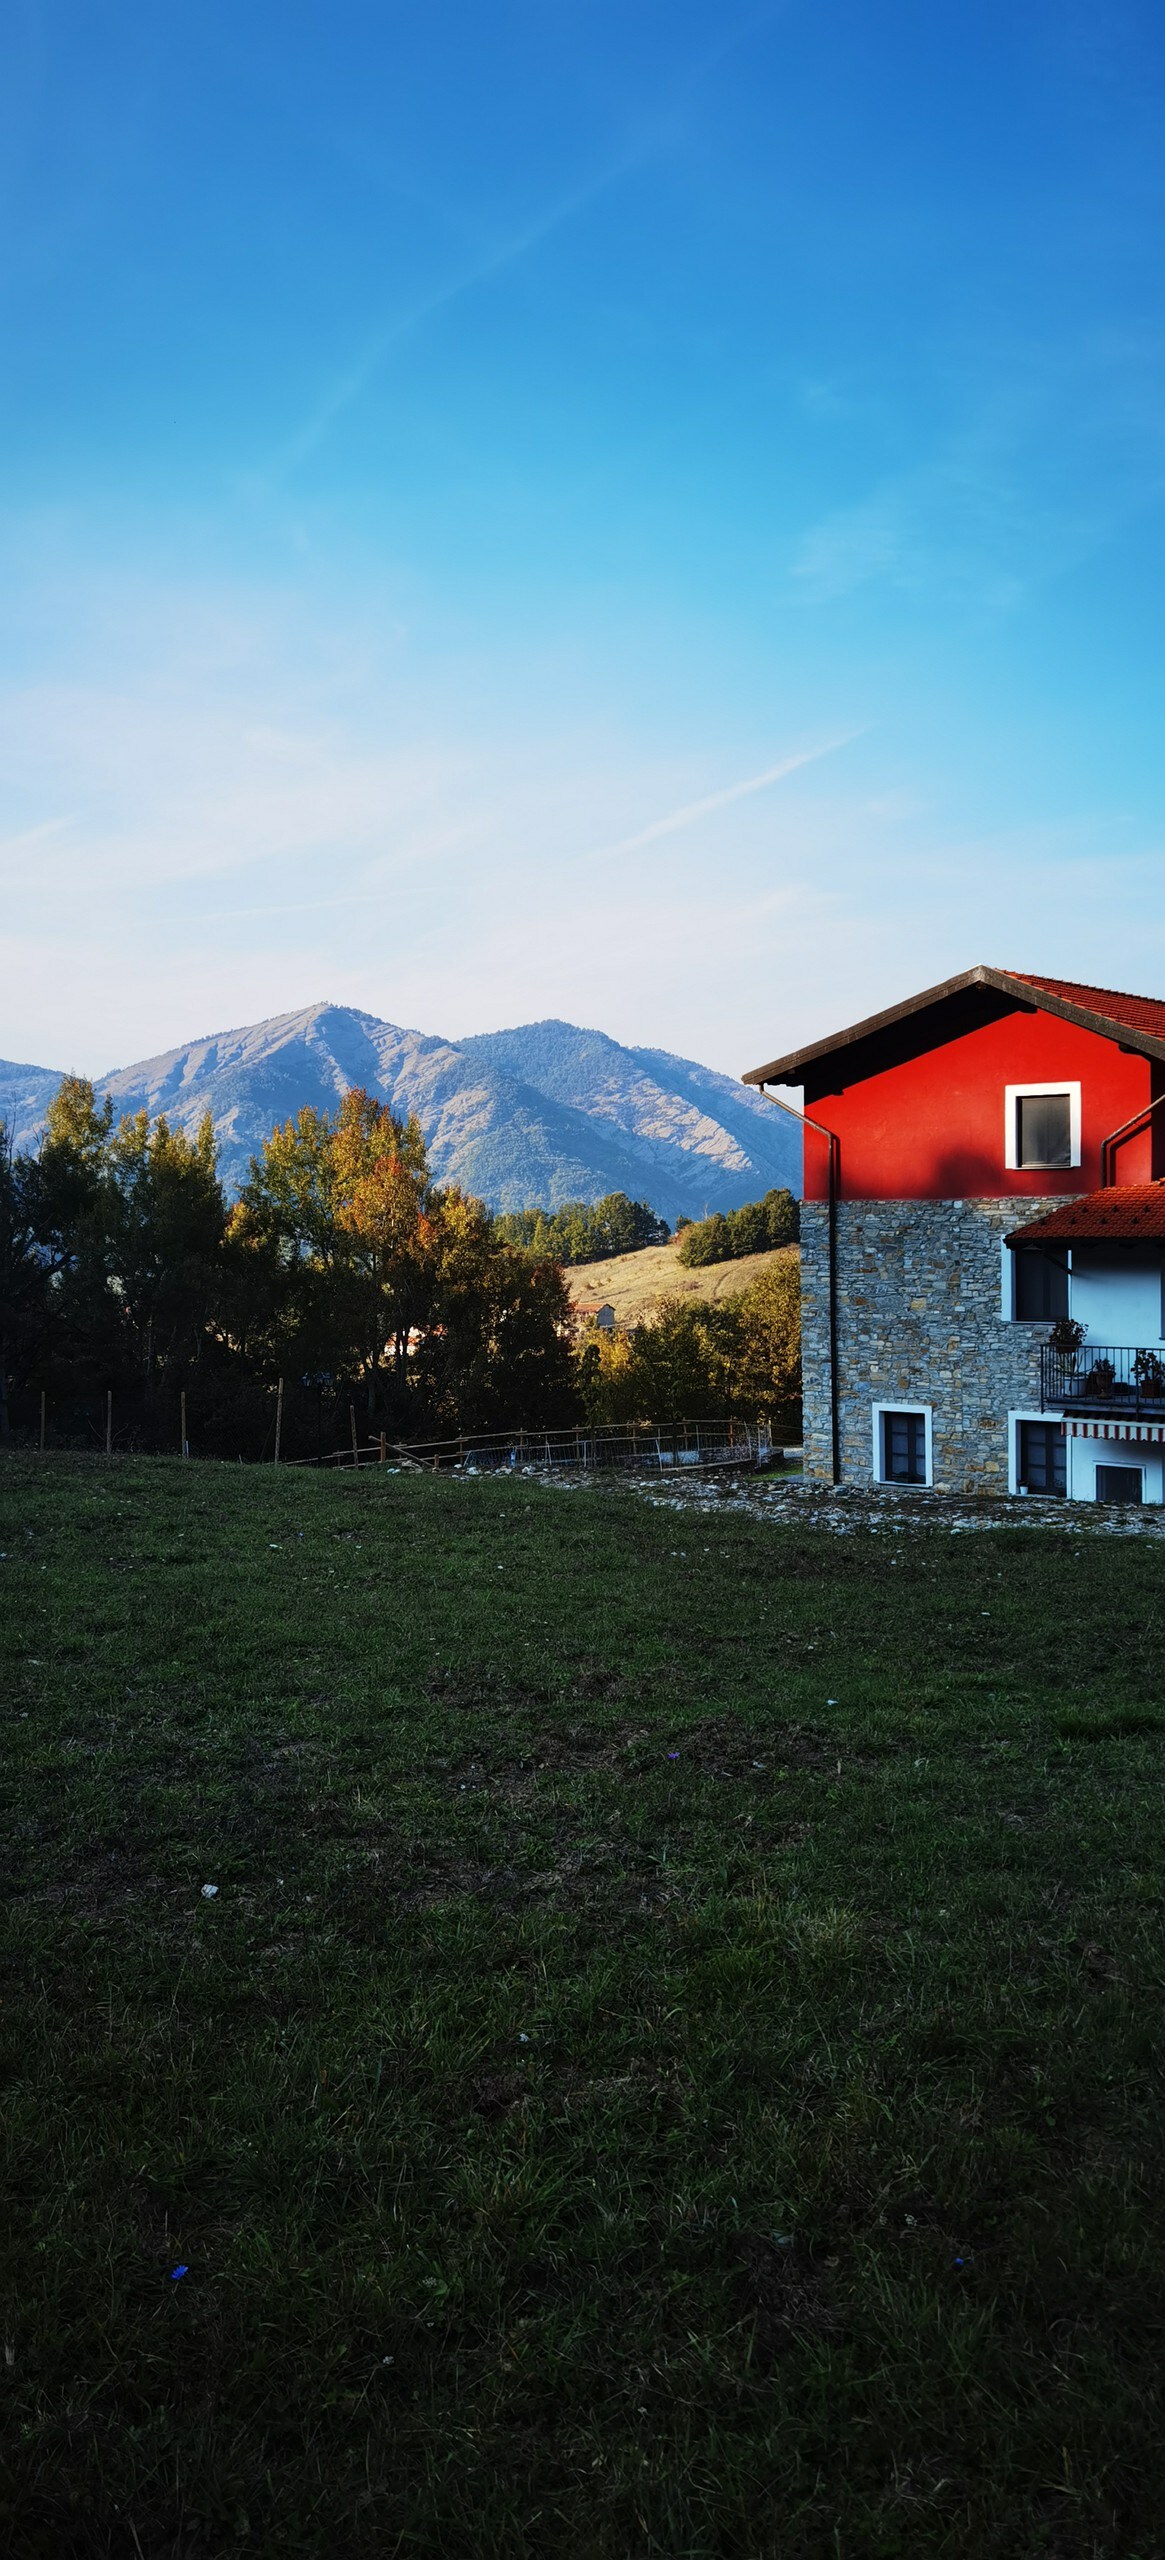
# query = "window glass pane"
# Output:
<box><xmin>883</xmin><ymin>1410</ymin><xmax>926</xmax><ymax>1482</ymax></box>
<box><xmin>1017</xmin><ymin>1093</ymin><xmax>1071</xmax><ymax>1168</ymax></box>
<box><xmin>1018</xmin><ymin>1420</ymin><xmax>1065</xmax><ymax>1495</ymax></box>
<box><xmin>1014</xmin><ymin>1250</ymin><xmax>1069</xmax><ymax>1319</ymax></box>
<box><xmin>1095</xmin><ymin>1465</ymin><xmax>1143</xmax><ymax>1504</ymax></box>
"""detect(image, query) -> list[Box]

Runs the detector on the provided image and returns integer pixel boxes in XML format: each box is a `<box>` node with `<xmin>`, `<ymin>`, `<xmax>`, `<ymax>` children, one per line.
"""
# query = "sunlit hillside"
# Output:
<box><xmin>565</xmin><ymin>1237</ymin><xmax>798</xmax><ymax>1324</ymax></box>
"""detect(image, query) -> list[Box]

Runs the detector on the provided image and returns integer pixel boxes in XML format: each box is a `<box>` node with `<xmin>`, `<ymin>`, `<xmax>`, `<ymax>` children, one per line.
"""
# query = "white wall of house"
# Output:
<box><xmin>1069</xmin><ymin>1247</ymin><xmax>1164</xmax><ymax>1346</ymax></box>
<box><xmin>1067</xmin><ymin>1432</ymin><xmax>1165</xmax><ymax>1503</ymax></box>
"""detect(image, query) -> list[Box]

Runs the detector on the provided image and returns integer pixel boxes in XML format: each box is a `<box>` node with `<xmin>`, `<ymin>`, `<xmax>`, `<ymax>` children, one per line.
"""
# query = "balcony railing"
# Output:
<box><xmin>1041</xmin><ymin>1341</ymin><xmax>1165</xmax><ymax>1418</ymax></box>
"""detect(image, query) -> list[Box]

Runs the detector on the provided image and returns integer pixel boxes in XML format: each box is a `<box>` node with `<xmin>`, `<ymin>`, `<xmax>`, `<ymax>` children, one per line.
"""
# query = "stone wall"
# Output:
<box><xmin>800</xmin><ymin>1197</ymin><xmax>1075</xmax><ymax>1491</ymax></box>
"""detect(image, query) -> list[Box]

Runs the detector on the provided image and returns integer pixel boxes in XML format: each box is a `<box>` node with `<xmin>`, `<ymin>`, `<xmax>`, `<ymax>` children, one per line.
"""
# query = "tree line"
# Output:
<box><xmin>495</xmin><ymin>1194</ymin><xmax>670</xmax><ymax>1264</ymax></box>
<box><xmin>676</xmin><ymin>1188</ymin><xmax>799</xmax><ymax>1266</ymax></box>
<box><xmin>0</xmin><ymin>1084</ymin><xmax>801</xmax><ymax>1456</ymax></box>
<box><xmin>0</xmin><ymin>1082</ymin><xmax>575</xmax><ymax>1455</ymax></box>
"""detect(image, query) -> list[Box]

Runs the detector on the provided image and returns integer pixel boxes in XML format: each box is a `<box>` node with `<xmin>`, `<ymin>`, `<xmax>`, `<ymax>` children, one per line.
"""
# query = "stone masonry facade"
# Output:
<box><xmin>800</xmin><ymin>1197</ymin><xmax>1076</xmax><ymax>1492</ymax></box>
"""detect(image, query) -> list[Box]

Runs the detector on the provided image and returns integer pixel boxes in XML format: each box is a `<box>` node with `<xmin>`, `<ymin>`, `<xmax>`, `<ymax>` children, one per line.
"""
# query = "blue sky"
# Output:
<box><xmin>3</xmin><ymin>0</ymin><xmax>1165</xmax><ymax>1076</ymax></box>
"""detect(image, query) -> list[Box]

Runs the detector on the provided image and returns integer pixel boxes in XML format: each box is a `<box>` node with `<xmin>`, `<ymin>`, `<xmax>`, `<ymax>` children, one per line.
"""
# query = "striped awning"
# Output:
<box><xmin>1065</xmin><ymin>1418</ymin><xmax>1165</xmax><ymax>1444</ymax></box>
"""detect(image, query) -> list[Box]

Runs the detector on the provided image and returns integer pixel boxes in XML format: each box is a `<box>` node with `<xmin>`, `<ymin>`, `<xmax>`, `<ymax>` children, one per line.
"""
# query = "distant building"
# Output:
<box><xmin>575</xmin><ymin>1300</ymin><xmax>617</xmax><ymax>1334</ymax></box>
<box><xmin>744</xmin><ymin>966</ymin><xmax>1165</xmax><ymax>1504</ymax></box>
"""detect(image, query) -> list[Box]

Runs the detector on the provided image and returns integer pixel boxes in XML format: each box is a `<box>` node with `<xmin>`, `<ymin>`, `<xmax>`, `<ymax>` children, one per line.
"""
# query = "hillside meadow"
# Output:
<box><xmin>2</xmin><ymin>1453</ymin><xmax>1164</xmax><ymax>2557</ymax></box>
<box><xmin>567</xmin><ymin>1238</ymin><xmax>797</xmax><ymax>1324</ymax></box>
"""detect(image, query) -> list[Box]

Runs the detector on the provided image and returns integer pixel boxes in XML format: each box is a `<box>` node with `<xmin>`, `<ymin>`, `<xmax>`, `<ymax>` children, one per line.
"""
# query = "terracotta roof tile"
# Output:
<box><xmin>1006</xmin><ymin>1185</ymin><xmax>1165</xmax><ymax>1247</ymax></box>
<box><xmin>1009</xmin><ymin>973</ymin><xmax>1165</xmax><ymax>1039</ymax></box>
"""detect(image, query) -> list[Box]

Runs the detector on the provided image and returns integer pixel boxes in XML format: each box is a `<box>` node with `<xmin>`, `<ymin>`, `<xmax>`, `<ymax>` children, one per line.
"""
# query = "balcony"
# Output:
<box><xmin>1041</xmin><ymin>1340</ymin><xmax>1165</xmax><ymax>1419</ymax></box>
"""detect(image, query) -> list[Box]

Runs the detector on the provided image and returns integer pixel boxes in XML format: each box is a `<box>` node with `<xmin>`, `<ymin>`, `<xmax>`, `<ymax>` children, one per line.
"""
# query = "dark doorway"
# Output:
<box><xmin>1018</xmin><ymin>1419</ymin><xmax>1066</xmax><ymax>1496</ymax></box>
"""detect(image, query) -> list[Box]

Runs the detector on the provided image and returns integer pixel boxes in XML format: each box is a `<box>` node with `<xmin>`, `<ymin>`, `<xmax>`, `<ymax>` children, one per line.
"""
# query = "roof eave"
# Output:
<box><xmin>743</xmin><ymin>965</ymin><xmax>1165</xmax><ymax>1088</ymax></box>
<box><xmin>1005</xmin><ymin>1192</ymin><xmax>1165</xmax><ymax>1248</ymax></box>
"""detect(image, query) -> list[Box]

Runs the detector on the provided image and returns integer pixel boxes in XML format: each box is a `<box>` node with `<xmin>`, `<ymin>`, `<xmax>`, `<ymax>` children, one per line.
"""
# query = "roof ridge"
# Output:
<box><xmin>744</xmin><ymin>962</ymin><xmax>1165</xmax><ymax>1089</ymax></box>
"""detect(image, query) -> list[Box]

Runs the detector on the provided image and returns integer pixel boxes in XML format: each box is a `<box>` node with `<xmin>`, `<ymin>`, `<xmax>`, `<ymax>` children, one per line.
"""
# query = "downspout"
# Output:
<box><xmin>755</xmin><ymin>1087</ymin><xmax>842</xmax><ymax>1486</ymax></box>
<box><xmin>1100</xmin><ymin>1091</ymin><xmax>1165</xmax><ymax>1187</ymax></box>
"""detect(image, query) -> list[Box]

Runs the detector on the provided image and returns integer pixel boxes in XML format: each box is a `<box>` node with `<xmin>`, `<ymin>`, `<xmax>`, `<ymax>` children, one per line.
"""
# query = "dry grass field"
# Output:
<box><xmin>565</xmin><ymin>1237</ymin><xmax>797</xmax><ymax>1323</ymax></box>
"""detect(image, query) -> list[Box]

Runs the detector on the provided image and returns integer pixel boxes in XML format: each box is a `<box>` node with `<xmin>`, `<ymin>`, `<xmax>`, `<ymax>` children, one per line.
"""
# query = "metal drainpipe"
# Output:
<box><xmin>1099</xmin><ymin>1092</ymin><xmax>1165</xmax><ymax>1187</ymax></box>
<box><xmin>756</xmin><ymin>1087</ymin><xmax>842</xmax><ymax>1485</ymax></box>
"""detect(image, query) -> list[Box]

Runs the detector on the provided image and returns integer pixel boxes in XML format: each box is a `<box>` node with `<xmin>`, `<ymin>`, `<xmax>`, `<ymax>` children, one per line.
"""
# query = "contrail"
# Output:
<box><xmin>0</xmin><ymin>816</ymin><xmax>74</xmax><ymax>863</ymax></box>
<box><xmin>587</xmin><ymin>732</ymin><xmax>865</xmax><ymax>864</ymax></box>
<box><xmin>269</xmin><ymin>138</ymin><xmax>673</xmax><ymax>477</ymax></box>
<box><xmin>198</xmin><ymin>733</ymin><xmax>865</xmax><ymax>919</ymax></box>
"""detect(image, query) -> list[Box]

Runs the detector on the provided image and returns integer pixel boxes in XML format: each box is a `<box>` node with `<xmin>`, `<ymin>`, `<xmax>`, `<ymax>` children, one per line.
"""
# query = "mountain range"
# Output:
<box><xmin>0</xmin><ymin>1003</ymin><xmax>800</xmax><ymax>1221</ymax></box>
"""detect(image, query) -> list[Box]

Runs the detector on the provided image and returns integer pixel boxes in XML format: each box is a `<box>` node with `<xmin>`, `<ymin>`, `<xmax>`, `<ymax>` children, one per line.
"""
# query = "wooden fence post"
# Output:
<box><xmin>379</xmin><ymin>1431</ymin><xmax>386</xmax><ymax>1465</ymax></box>
<box><xmin>39</xmin><ymin>1391</ymin><xmax>45</xmax><ymax>1453</ymax></box>
<box><xmin>180</xmin><ymin>1390</ymin><xmax>187</xmax><ymax>1459</ymax></box>
<box><xmin>350</xmin><ymin>1404</ymin><xmax>359</xmax><ymax>1466</ymax></box>
<box><xmin>105</xmin><ymin>1389</ymin><xmax>112</xmax><ymax>1458</ymax></box>
<box><xmin>274</xmin><ymin>1377</ymin><xmax>284</xmax><ymax>1465</ymax></box>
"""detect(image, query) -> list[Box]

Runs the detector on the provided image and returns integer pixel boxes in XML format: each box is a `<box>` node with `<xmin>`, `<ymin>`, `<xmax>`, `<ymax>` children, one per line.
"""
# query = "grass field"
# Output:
<box><xmin>565</xmin><ymin>1238</ymin><xmax>796</xmax><ymax>1323</ymax></box>
<box><xmin>2</xmin><ymin>1455</ymin><xmax>1164</xmax><ymax>2559</ymax></box>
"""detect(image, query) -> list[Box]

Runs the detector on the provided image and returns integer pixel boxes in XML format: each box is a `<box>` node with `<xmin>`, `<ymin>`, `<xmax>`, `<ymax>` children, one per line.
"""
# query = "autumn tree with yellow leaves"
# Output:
<box><xmin>229</xmin><ymin>1090</ymin><xmax>577</xmax><ymax>1432</ymax></box>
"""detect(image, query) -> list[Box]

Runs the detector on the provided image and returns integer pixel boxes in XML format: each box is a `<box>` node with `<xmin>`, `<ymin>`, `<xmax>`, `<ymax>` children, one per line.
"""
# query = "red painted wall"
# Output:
<box><xmin>800</xmin><ymin>1007</ymin><xmax>1154</xmax><ymax>1201</ymax></box>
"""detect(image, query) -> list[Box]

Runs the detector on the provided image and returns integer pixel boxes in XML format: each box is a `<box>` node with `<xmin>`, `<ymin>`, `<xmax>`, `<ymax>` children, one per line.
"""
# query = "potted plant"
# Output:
<box><xmin>1133</xmin><ymin>1348</ymin><xmax>1165</xmax><ymax>1398</ymax></box>
<box><xmin>1048</xmin><ymin>1316</ymin><xmax>1085</xmax><ymax>1371</ymax></box>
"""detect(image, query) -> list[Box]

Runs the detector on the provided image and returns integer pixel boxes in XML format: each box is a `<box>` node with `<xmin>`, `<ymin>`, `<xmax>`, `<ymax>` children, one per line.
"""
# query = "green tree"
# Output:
<box><xmin>677</xmin><ymin>1188</ymin><xmax>799</xmax><ymax>1267</ymax></box>
<box><xmin>32</xmin><ymin>1079</ymin><xmax>121</xmax><ymax>1392</ymax></box>
<box><xmin>105</xmin><ymin>1110</ymin><xmax>226</xmax><ymax>1396</ymax></box>
<box><xmin>497</xmin><ymin>1193</ymin><xmax>668</xmax><ymax>1265</ymax></box>
<box><xmin>235</xmin><ymin>1094</ymin><xmax>433</xmax><ymax>1408</ymax></box>
<box><xmin>418</xmin><ymin>1193</ymin><xmax>578</xmax><ymax>1430</ymax></box>
<box><xmin>236</xmin><ymin>1091</ymin><xmax>578</xmax><ymax>1436</ymax></box>
<box><xmin>577</xmin><ymin>1256</ymin><xmax>801</xmax><ymax>1434</ymax></box>
<box><xmin>728</xmin><ymin>1258</ymin><xmax>801</xmax><ymax>1432</ymax></box>
<box><xmin>0</xmin><ymin>1130</ymin><xmax>53</xmax><ymax>1442</ymax></box>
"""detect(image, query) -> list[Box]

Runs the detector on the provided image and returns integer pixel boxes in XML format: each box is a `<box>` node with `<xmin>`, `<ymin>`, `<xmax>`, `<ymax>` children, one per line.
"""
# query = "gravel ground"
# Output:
<box><xmin>454</xmin><ymin>1460</ymin><xmax>1165</xmax><ymax>1536</ymax></box>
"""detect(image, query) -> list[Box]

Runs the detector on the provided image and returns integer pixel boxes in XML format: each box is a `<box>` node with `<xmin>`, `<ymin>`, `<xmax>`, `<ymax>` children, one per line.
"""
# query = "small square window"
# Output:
<box><xmin>1096</xmin><ymin>1465</ymin><xmax>1143</xmax><ymax>1504</ymax></box>
<box><xmin>1017</xmin><ymin>1092</ymin><xmax>1072</xmax><ymax>1169</ymax></box>
<box><xmin>882</xmin><ymin>1410</ymin><xmax>927</xmax><ymax>1483</ymax></box>
<box><xmin>1018</xmin><ymin>1419</ymin><xmax>1065</xmax><ymax>1496</ymax></box>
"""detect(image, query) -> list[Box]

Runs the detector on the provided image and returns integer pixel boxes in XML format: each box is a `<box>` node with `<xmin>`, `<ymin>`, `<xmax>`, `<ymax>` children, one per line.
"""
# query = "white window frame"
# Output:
<box><xmin>1000</xmin><ymin>1237</ymin><xmax>1015</xmax><ymax>1319</ymax></box>
<box><xmin>1008</xmin><ymin>1408</ymin><xmax>1066</xmax><ymax>1497</ymax></box>
<box><xmin>1002</xmin><ymin>1234</ymin><xmax>1073</xmax><ymax>1322</ymax></box>
<box><xmin>872</xmin><ymin>1401</ymin><xmax>933</xmax><ymax>1487</ymax></box>
<box><xmin>1004</xmin><ymin>1081</ymin><xmax>1081</xmax><ymax>1172</ymax></box>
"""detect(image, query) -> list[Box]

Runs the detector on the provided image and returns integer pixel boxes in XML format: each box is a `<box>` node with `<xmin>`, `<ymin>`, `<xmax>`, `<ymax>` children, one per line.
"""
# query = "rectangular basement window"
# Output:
<box><xmin>1095</xmin><ymin>1464</ymin><xmax>1143</xmax><ymax>1505</ymax></box>
<box><xmin>1004</xmin><ymin>1082</ymin><xmax>1081</xmax><ymax>1172</ymax></box>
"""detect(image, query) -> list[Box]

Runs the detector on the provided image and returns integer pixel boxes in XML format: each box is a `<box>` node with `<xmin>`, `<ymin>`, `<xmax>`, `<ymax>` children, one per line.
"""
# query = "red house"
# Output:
<box><xmin>744</xmin><ymin>966</ymin><xmax>1165</xmax><ymax>1502</ymax></box>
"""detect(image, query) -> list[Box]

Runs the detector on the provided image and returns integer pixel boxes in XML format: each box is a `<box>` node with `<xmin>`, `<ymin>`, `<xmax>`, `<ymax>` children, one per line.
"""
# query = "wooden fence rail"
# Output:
<box><xmin>300</xmin><ymin>1419</ymin><xmax>777</xmax><ymax>1475</ymax></box>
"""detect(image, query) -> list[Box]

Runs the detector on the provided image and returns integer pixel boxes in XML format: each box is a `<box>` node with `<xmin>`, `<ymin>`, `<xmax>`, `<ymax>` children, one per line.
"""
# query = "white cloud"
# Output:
<box><xmin>4</xmin><ymin>544</ymin><xmax>1163</xmax><ymax>1090</ymax></box>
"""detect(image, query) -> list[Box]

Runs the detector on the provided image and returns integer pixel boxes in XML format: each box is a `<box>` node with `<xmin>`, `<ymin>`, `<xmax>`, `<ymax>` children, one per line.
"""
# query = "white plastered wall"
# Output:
<box><xmin>1069</xmin><ymin>1248</ymin><xmax>1164</xmax><ymax>1348</ymax></box>
<box><xmin>1066</xmin><ymin>1433</ymin><xmax>1165</xmax><ymax>1504</ymax></box>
